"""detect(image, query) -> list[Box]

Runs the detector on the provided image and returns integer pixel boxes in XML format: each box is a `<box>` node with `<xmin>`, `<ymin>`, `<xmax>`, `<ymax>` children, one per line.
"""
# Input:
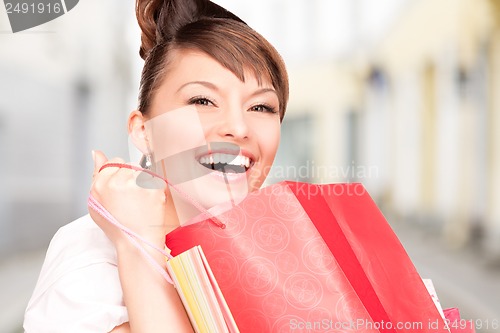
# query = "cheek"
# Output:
<box><xmin>248</xmin><ymin>119</ymin><xmax>280</xmax><ymax>189</ymax></box>
<box><xmin>147</xmin><ymin>106</ymin><xmax>206</xmax><ymax>161</ymax></box>
<box><xmin>256</xmin><ymin>120</ymin><xmax>281</xmax><ymax>165</ymax></box>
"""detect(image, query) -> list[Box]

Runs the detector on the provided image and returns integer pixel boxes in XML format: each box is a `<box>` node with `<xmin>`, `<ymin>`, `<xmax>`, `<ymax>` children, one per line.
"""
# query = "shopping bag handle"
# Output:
<box><xmin>99</xmin><ymin>162</ymin><xmax>226</xmax><ymax>228</ymax></box>
<box><xmin>88</xmin><ymin>194</ymin><xmax>175</xmax><ymax>284</ymax></box>
<box><xmin>87</xmin><ymin>162</ymin><xmax>227</xmax><ymax>285</ymax></box>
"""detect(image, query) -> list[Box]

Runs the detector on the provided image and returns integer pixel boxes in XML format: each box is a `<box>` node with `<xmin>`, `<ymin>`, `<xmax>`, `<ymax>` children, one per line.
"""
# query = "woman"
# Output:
<box><xmin>24</xmin><ymin>0</ymin><xmax>288</xmax><ymax>332</ymax></box>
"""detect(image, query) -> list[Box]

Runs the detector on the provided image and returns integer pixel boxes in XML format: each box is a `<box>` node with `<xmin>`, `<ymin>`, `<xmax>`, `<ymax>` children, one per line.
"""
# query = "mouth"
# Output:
<box><xmin>197</xmin><ymin>152</ymin><xmax>255</xmax><ymax>174</ymax></box>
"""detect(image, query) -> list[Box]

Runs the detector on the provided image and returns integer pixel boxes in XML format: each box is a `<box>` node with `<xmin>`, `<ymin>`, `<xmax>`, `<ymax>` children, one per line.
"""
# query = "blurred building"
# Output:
<box><xmin>272</xmin><ymin>0</ymin><xmax>500</xmax><ymax>257</ymax></box>
<box><xmin>0</xmin><ymin>0</ymin><xmax>139</xmax><ymax>257</ymax></box>
<box><xmin>358</xmin><ymin>0</ymin><xmax>500</xmax><ymax>255</ymax></box>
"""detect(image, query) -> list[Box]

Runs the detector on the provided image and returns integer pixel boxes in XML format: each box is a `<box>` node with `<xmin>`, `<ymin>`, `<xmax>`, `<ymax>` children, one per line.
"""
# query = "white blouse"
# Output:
<box><xmin>23</xmin><ymin>215</ymin><xmax>128</xmax><ymax>333</ymax></box>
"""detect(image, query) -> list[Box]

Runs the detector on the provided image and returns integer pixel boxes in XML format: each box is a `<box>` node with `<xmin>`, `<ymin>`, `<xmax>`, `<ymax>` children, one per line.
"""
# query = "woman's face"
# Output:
<box><xmin>141</xmin><ymin>49</ymin><xmax>281</xmax><ymax>220</ymax></box>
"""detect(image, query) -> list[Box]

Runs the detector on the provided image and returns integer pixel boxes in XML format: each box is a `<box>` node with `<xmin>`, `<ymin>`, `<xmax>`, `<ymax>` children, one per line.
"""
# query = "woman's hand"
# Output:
<box><xmin>89</xmin><ymin>150</ymin><xmax>194</xmax><ymax>333</ymax></box>
<box><xmin>89</xmin><ymin>150</ymin><xmax>169</xmax><ymax>249</ymax></box>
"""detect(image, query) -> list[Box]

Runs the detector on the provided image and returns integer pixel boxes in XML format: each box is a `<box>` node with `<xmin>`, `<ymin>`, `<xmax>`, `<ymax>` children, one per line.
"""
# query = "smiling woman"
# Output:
<box><xmin>22</xmin><ymin>0</ymin><xmax>288</xmax><ymax>332</ymax></box>
<box><xmin>133</xmin><ymin>48</ymin><xmax>283</xmax><ymax>222</ymax></box>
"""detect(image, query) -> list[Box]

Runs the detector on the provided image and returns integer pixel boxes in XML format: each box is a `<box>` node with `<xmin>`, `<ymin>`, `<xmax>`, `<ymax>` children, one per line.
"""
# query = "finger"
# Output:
<box><xmin>97</xmin><ymin>157</ymin><xmax>128</xmax><ymax>178</ymax></box>
<box><xmin>107</xmin><ymin>157</ymin><xmax>126</xmax><ymax>164</ymax></box>
<box><xmin>91</xmin><ymin>154</ymin><xmax>128</xmax><ymax>194</ymax></box>
<box><xmin>92</xmin><ymin>150</ymin><xmax>109</xmax><ymax>179</ymax></box>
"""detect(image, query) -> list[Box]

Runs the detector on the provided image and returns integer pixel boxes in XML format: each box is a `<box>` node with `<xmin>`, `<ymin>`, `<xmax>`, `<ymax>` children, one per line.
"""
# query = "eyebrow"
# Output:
<box><xmin>176</xmin><ymin>81</ymin><xmax>218</xmax><ymax>93</ymax></box>
<box><xmin>250</xmin><ymin>88</ymin><xmax>278</xmax><ymax>98</ymax></box>
<box><xmin>177</xmin><ymin>81</ymin><xmax>278</xmax><ymax>98</ymax></box>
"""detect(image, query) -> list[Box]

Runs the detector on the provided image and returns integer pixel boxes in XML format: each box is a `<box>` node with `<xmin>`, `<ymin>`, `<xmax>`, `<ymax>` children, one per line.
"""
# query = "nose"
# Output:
<box><xmin>216</xmin><ymin>107</ymin><xmax>250</xmax><ymax>140</ymax></box>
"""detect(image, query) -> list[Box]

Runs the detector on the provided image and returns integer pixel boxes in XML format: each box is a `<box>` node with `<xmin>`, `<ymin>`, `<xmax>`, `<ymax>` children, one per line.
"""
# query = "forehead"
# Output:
<box><xmin>147</xmin><ymin>48</ymin><xmax>278</xmax><ymax>118</ymax></box>
<box><xmin>165</xmin><ymin>48</ymin><xmax>273</xmax><ymax>88</ymax></box>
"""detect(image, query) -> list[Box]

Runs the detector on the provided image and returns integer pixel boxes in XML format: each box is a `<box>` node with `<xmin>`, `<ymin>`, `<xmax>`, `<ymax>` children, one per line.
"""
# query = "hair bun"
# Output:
<box><xmin>136</xmin><ymin>0</ymin><xmax>245</xmax><ymax>60</ymax></box>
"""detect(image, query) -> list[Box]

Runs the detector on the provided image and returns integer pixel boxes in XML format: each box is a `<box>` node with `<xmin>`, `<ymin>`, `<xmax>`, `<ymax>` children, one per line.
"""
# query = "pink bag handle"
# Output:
<box><xmin>99</xmin><ymin>162</ymin><xmax>226</xmax><ymax>228</ymax></box>
<box><xmin>88</xmin><ymin>194</ymin><xmax>174</xmax><ymax>283</ymax></box>
<box><xmin>87</xmin><ymin>162</ymin><xmax>227</xmax><ymax>285</ymax></box>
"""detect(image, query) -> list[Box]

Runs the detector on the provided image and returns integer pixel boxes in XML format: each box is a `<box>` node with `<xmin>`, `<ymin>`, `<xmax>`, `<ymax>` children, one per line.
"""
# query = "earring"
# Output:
<box><xmin>140</xmin><ymin>153</ymin><xmax>154</xmax><ymax>170</ymax></box>
<box><xmin>140</xmin><ymin>139</ymin><xmax>157</xmax><ymax>172</ymax></box>
<box><xmin>145</xmin><ymin>154</ymin><xmax>153</xmax><ymax>169</ymax></box>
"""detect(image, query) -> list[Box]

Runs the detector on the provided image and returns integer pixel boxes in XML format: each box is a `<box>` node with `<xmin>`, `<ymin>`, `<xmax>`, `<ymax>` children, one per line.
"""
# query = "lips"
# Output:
<box><xmin>197</xmin><ymin>151</ymin><xmax>255</xmax><ymax>174</ymax></box>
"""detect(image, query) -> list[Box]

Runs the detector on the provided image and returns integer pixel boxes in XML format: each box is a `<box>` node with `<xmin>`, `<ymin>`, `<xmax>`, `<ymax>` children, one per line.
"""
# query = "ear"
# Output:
<box><xmin>128</xmin><ymin>110</ymin><xmax>150</xmax><ymax>154</ymax></box>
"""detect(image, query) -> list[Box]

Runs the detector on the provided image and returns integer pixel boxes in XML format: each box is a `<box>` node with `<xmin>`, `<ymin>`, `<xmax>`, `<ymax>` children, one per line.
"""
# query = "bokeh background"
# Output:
<box><xmin>1</xmin><ymin>0</ymin><xmax>499</xmax><ymax>332</ymax></box>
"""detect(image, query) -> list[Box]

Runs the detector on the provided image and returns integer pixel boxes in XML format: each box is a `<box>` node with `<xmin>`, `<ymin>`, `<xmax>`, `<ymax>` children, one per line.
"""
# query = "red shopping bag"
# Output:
<box><xmin>166</xmin><ymin>182</ymin><xmax>450</xmax><ymax>332</ymax></box>
<box><xmin>443</xmin><ymin>308</ymin><xmax>476</xmax><ymax>333</ymax></box>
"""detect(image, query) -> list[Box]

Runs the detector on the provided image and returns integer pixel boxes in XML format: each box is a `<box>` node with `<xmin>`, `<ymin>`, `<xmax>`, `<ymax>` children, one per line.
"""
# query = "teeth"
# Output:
<box><xmin>199</xmin><ymin>153</ymin><xmax>252</xmax><ymax>168</ymax></box>
<box><xmin>239</xmin><ymin>156</ymin><xmax>246</xmax><ymax>166</ymax></box>
<box><xmin>230</xmin><ymin>155</ymin><xmax>241</xmax><ymax>166</ymax></box>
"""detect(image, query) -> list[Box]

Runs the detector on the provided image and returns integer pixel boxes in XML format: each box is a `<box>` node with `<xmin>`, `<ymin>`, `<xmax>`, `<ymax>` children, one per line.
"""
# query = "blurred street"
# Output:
<box><xmin>1</xmin><ymin>217</ymin><xmax>499</xmax><ymax>333</ymax></box>
<box><xmin>0</xmin><ymin>250</ymin><xmax>44</xmax><ymax>333</ymax></box>
<box><xmin>391</xmin><ymin>219</ymin><xmax>500</xmax><ymax>333</ymax></box>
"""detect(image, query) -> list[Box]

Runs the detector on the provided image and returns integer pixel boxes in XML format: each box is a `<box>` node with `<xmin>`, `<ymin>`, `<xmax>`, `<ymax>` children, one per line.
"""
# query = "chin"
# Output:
<box><xmin>158</xmin><ymin>143</ymin><xmax>268</xmax><ymax>223</ymax></box>
<box><xmin>166</xmin><ymin>170</ymin><xmax>250</xmax><ymax>225</ymax></box>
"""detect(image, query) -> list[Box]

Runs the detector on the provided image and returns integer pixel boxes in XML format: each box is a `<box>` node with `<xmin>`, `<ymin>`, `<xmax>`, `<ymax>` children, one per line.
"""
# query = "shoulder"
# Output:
<box><xmin>51</xmin><ymin>214</ymin><xmax>116</xmax><ymax>258</ymax></box>
<box><xmin>47</xmin><ymin>214</ymin><xmax>117</xmax><ymax>270</ymax></box>
<box><xmin>33</xmin><ymin>214</ymin><xmax>117</xmax><ymax>294</ymax></box>
<box><xmin>24</xmin><ymin>215</ymin><xmax>128</xmax><ymax>332</ymax></box>
<box><xmin>52</xmin><ymin>213</ymin><xmax>113</xmax><ymax>251</ymax></box>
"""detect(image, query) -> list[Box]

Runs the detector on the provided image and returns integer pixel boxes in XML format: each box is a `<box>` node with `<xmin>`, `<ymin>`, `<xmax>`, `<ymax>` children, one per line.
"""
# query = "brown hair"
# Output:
<box><xmin>135</xmin><ymin>0</ymin><xmax>289</xmax><ymax>121</ymax></box>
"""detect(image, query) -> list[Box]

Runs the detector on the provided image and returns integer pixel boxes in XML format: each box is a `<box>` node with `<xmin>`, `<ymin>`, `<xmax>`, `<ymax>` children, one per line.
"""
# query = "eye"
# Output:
<box><xmin>188</xmin><ymin>96</ymin><xmax>217</xmax><ymax>107</ymax></box>
<box><xmin>249</xmin><ymin>104</ymin><xmax>278</xmax><ymax>114</ymax></box>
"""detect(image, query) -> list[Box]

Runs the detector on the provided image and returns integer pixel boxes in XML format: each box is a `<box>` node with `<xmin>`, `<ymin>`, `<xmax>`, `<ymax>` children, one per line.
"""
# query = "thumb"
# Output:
<box><xmin>92</xmin><ymin>150</ymin><xmax>109</xmax><ymax>178</ymax></box>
